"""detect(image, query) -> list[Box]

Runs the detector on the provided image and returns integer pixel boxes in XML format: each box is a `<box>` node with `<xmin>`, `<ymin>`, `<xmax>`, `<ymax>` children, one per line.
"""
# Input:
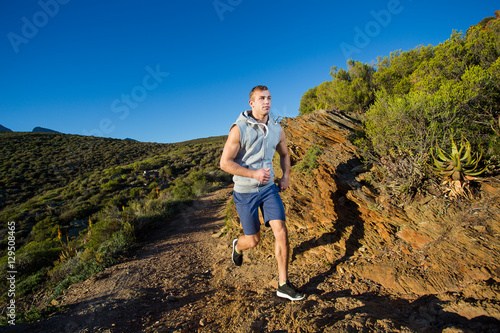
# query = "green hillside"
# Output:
<box><xmin>0</xmin><ymin>132</ymin><xmax>230</xmax><ymax>323</ymax></box>
<box><xmin>0</xmin><ymin>132</ymin><xmax>226</xmax><ymax>211</ymax></box>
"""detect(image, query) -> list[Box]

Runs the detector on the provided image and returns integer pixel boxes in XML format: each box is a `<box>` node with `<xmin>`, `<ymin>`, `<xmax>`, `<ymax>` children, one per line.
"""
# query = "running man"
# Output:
<box><xmin>220</xmin><ymin>85</ymin><xmax>305</xmax><ymax>301</ymax></box>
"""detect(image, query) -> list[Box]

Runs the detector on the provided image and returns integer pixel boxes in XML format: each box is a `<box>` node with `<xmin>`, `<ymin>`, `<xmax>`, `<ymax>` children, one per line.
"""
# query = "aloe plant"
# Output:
<box><xmin>430</xmin><ymin>137</ymin><xmax>488</xmax><ymax>197</ymax></box>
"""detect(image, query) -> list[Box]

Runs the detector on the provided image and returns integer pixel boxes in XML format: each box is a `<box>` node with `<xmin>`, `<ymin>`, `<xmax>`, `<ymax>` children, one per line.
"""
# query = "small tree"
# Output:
<box><xmin>298</xmin><ymin>60</ymin><xmax>376</xmax><ymax>115</ymax></box>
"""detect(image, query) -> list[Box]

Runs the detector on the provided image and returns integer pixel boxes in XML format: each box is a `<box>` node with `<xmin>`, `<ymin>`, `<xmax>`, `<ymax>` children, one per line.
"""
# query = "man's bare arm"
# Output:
<box><xmin>220</xmin><ymin>125</ymin><xmax>270</xmax><ymax>183</ymax></box>
<box><xmin>275</xmin><ymin>129</ymin><xmax>291</xmax><ymax>191</ymax></box>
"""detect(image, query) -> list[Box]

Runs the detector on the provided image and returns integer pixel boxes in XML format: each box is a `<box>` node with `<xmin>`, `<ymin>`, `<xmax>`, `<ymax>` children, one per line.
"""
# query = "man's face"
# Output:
<box><xmin>249</xmin><ymin>89</ymin><xmax>271</xmax><ymax>117</ymax></box>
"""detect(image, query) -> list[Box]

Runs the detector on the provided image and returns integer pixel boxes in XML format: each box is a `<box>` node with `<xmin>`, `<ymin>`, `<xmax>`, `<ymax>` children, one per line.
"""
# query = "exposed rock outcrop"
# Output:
<box><xmin>236</xmin><ymin>108</ymin><xmax>500</xmax><ymax>321</ymax></box>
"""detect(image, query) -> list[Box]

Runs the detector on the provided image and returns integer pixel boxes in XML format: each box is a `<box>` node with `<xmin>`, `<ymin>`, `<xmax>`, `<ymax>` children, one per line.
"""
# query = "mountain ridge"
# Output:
<box><xmin>31</xmin><ymin>127</ymin><xmax>60</xmax><ymax>134</ymax></box>
<box><xmin>0</xmin><ymin>124</ymin><xmax>12</xmax><ymax>132</ymax></box>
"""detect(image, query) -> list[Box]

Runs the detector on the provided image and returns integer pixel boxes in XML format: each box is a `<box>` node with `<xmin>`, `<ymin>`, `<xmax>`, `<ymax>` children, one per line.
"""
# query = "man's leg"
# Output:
<box><xmin>269</xmin><ymin>219</ymin><xmax>305</xmax><ymax>301</ymax></box>
<box><xmin>232</xmin><ymin>190</ymin><xmax>262</xmax><ymax>266</ymax></box>
<box><xmin>235</xmin><ymin>231</ymin><xmax>261</xmax><ymax>252</ymax></box>
<box><xmin>269</xmin><ymin>219</ymin><xmax>288</xmax><ymax>285</ymax></box>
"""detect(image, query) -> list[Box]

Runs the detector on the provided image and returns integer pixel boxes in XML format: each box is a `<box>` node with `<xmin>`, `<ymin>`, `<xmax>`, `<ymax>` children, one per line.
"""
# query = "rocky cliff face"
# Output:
<box><xmin>235</xmin><ymin>109</ymin><xmax>500</xmax><ymax>321</ymax></box>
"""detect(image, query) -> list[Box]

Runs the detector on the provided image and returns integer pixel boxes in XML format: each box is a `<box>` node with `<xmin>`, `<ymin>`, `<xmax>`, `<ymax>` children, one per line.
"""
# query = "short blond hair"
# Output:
<box><xmin>249</xmin><ymin>85</ymin><xmax>269</xmax><ymax>101</ymax></box>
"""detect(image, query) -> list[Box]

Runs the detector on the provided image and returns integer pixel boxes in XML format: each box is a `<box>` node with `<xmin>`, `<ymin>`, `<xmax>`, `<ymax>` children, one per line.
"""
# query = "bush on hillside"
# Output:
<box><xmin>299</xmin><ymin>60</ymin><xmax>376</xmax><ymax>115</ymax></box>
<box><xmin>300</xmin><ymin>13</ymin><xmax>500</xmax><ymax>196</ymax></box>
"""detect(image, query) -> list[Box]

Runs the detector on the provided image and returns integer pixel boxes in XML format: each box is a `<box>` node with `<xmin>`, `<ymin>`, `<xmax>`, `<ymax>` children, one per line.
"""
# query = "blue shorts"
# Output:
<box><xmin>233</xmin><ymin>184</ymin><xmax>286</xmax><ymax>235</ymax></box>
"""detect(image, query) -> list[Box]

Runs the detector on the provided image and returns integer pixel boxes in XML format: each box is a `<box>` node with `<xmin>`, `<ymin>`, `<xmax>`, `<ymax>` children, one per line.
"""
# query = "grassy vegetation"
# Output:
<box><xmin>297</xmin><ymin>145</ymin><xmax>323</xmax><ymax>174</ymax></box>
<box><xmin>0</xmin><ymin>133</ymin><xmax>231</xmax><ymax>324</ymax></box>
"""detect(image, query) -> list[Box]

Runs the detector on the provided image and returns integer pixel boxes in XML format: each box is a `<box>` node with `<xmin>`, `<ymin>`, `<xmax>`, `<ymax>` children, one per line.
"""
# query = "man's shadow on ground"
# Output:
<box><xmin>291</xmin><ymin>159</ymin><xmax>365</xmax><ymax>294</ymax></box>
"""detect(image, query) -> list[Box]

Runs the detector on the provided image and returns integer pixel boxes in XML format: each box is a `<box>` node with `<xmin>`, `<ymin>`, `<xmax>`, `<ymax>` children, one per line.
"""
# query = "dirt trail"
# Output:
<box><xmin>8</xmin><ymin>187</ymin><xmax>499</xmax><ymax>333</ymax></box>
<box><xmin>10</xmin><ymin>187</ymin><xmax>232</xmax><ymax>332</ymax></box>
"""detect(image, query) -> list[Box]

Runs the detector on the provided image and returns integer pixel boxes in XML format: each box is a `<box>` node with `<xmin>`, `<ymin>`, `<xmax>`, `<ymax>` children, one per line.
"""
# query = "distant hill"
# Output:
<box><xmin>0</xmin><ymin>124</ymin><xmax>12</xmax><ymax>132</ymax></box>
<box><xmin>0</xmin><ymin>132</ymin><xmax>227</xmax><ymax>213</ymax></box>
<box><xmin>32</xmin><ymin>126</ymin><xmax>60</xmax><ymax>133</ymax></box>
<box><xmin>0</xmin><ymin>131</ymin><xmax>230</xmax><ymax>311</ymax></box>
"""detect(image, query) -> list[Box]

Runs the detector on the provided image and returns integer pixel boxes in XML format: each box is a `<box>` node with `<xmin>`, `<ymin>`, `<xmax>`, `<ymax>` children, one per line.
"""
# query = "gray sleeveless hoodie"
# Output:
<box><xmin>232</xmin><ymin>110</ymin><xmax>282</xmax><ymax>193</ymax></box>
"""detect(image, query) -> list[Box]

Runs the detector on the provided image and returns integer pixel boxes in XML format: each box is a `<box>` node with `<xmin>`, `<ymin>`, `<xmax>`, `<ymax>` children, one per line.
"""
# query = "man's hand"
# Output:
<box><xmin>253</xmin><ymin>168</ymin><xmax>271</xmax><ymax>183</ymax></box>
<box><xmin>277</xmin><ymin>176</ymin><xmax>289</xmax><ymax>192</ymax></box>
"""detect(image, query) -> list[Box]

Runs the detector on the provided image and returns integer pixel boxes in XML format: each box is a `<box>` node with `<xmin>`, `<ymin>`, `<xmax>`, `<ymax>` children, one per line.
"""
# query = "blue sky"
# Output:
<box><xmin>0</xmin><ymin>1</ymin><xmax>498</xmax><ymax>143</ymax></box>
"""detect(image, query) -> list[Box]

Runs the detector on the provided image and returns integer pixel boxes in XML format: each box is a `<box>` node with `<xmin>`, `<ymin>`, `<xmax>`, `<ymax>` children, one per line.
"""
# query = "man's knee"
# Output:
<box><xmin>246</xmin><ymin>233</ymin><xmax>261</xmax><ymax>248</ymax></box>
<box><xmin>270</xmin><ymin>220</ymin><xmax>288</xmax><ymax>242</ymax></box>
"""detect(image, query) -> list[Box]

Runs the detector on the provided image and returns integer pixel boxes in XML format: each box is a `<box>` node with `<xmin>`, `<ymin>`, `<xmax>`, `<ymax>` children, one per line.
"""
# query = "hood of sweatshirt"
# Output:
<box><xmin>234</xmin><ymin>110</ymin><xmax>279</xmax><ymax>136</ymax></box>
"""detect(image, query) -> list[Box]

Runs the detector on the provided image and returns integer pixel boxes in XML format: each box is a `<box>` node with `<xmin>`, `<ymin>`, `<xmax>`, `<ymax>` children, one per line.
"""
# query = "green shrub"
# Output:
<box><xmin>97</xmin><ymin>222</ymin><xmax>134</xmax><ymax>264</ymax></box>
<box><xmin>106</xmin><ymin>167</ymin><xmax>123</xmax><ymax>177</ymax></box>
<box><xmin>224</xmin><ymin>198</ymin><xmax>238</xmax><ymax>232</ymax></box>
<box><xmin>60</xmin><ymin>203</ymin><xmax>97</xmax><ymax>222</ymax></box>
<box><xmin>89</xmin><ymin>192</ymin><xmax>105</xmax><ymax>206</ymax></box>
<box><xmin>128</xmin><ymin>197</ymin><xmax>179</xmax><ymax>225</ymax></box>
<box><xmin>48</xmin><ymin>256</ymin><xmax>81</xmax><ymax>289</ymax></box>
<box><xmin>101</xmin><ymin>179</ymin><xmax>122</xmax><ymax>192</ymax></box>
<box><xmin>17</xmin><ymin>268</ymin><xmax>49</xmax><ymax>297</ymax></box>
<box><xmin>15</xmin><ymin>239</ymin><xmax>62</xmax><ymax>274</ymax></box>
<box><xmin>297</xmin><ymin>146</ymin><xmax>323</xmax><ymax>173</ymax></box>
<box><xmin>107</xmin><ymin>194</ymin><xmax>127</xmax><ymax>209</ymax></box>
<box><xmin>299</xmin><ymin>60</ymin><xmax>376</xmax><ymax>115</ymax></box>
<box><xmin>299</xmin><ymin>86</ymin><xmax>327</xmax><ymax>115</ymax></box>
<box><xmin>374</xmin><ymin>46</ymin><xmax>434</xmax><ymax>95</ymax></box>
<box><xmin>364</xmin><ymin>89</ymin><xmax>431</xmax><ymax>158</ymax></box>
<box><xmin>365</xmin><ymin>63</ymin><xmax>498</xmax><ymax>163</ymax></box>
<box><xmin>128</xmin><ymin>187</ymin><xmax>143</xmax><ymax>197</ymax></box>
<box><xmin>52</xmin><ymin>257</ymin><xmax>102</xmax><ymax>298</ymax></box>
<box><xmin>31</xmin><ymin>217</ymin><xmax>59</xmax><ymax>242</ymax></box>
